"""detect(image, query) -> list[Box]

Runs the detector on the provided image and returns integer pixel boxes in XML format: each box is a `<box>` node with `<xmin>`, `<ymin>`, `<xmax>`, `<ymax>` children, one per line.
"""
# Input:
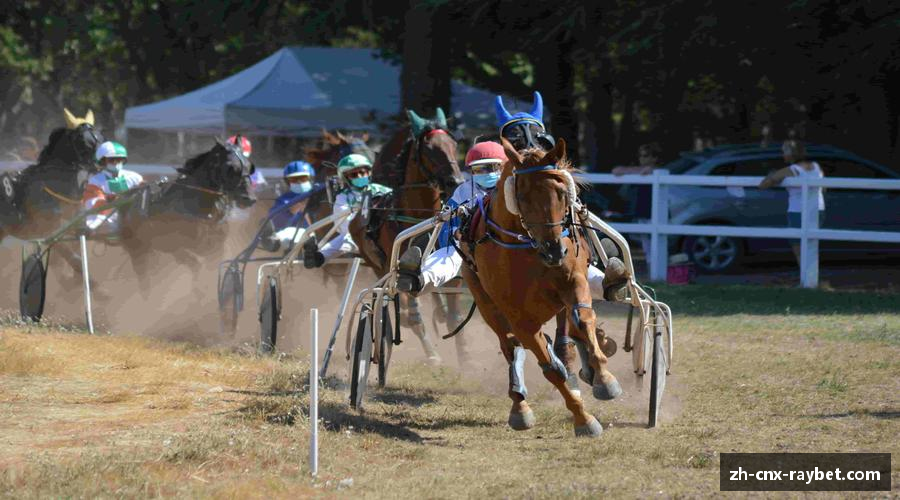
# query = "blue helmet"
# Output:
<box><xmin>283</xmin><ymin>160</ymin><xmax>315</xmax><ymax>179</ymax></box>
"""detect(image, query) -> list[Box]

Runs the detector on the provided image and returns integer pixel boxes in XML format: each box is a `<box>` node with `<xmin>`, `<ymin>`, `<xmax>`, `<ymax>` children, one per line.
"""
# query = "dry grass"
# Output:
<box><xmin>0</xmin><ymin>283</ymin><xmax>898</xmax><ymax>498</ymax></box>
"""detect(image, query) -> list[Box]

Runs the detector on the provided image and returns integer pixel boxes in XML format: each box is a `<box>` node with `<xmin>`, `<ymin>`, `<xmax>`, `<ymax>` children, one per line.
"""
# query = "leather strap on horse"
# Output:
<box><xmin>42</xmin><ymin>186</ymin><xmax>80</xmax><ymax>205</ymax></box>
<box><xmin>176</xmin><ymin>183</ymin><xmax>223</xmax><ymax>196</ymax></box>
<box><xmin>442</xmin><ymin>300</ymin><xmax>477</xmax><ymax>339</ymax></box>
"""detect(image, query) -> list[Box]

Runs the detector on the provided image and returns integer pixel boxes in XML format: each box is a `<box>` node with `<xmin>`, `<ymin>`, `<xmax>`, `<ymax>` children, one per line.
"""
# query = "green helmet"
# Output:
<box><xmin>337</xmin><ymin>153</ymin><xmax>372</xmax><ymax>178</ymax></box>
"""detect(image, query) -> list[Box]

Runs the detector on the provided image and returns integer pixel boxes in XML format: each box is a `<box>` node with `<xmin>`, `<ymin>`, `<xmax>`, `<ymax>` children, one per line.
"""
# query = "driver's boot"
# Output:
<box><xmin>303</xmin><ymin>235</ymin><xmax>324</xmax><ymax>269</ymax></box>
<box><xmin>602</xmin><ymin>257</ymin><xmax>630</xmax><ymax>302</ymax></box>
<box><xmin>396</xmin><ymin>246</ymin><xmax>424</xmax><ymax>294</ymax></box>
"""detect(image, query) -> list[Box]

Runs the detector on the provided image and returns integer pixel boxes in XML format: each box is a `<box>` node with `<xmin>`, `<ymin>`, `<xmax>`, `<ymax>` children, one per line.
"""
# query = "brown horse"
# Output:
<box><xmin>460</xmin><ymin>137</ymin><xmax>619</xmax><ymax>438</ymax></box>
<box><xmin>349</xmin><ymin>109</ymin><xmax>465</xmax><ymax>363</ymax></box>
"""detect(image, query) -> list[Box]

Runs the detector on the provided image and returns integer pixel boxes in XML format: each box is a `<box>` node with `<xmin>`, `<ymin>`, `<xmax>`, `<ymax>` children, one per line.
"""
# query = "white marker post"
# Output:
<box><xmin>309</xmin><ymin>308</ymin><xmax>319</xmax><ymax>477</ymax></box>
<box><xmin>79</xmin><ymin>234</ymin><xmax>94</xmax><ymax>334</ymax></box>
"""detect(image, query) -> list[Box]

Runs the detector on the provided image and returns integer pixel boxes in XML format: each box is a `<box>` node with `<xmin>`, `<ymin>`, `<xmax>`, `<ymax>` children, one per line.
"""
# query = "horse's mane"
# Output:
<box><xmin>35</xmin><ymin>127</ymin><xmax>67</xmax><ymax>166</ymax></box>
<box><xmin>178</xmin><ymin>146</ymin><xmax>217</xmax><ymax>177</ymax></box>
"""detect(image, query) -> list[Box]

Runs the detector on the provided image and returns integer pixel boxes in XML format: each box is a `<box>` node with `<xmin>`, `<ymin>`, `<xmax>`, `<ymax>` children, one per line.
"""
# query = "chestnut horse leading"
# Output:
<box><xmin>460</xmin><ymin>137</ymin><xmax>620</xmax><ymax>438</ymax></box>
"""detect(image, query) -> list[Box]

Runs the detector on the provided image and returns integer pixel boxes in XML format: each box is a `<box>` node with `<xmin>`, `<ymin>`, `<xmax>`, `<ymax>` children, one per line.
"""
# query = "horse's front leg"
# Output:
<box><xmin>460</xmin><ymin>265</ymin><xmax>533</xmax><ymax>430</ymax></box>
<box><xmin>519</xmin><ymin>330</ymin><xmax>602</xmax><ymax>438</ymax></box>
<box><xmin>553</xmin><ymin>310</ymin><xmax>581</xmax><ymax>396</ymax></box>
<box><xmin>566</xmin><ymin>275</ymin><xmax>622</xmax><ymax>401</ymax></box>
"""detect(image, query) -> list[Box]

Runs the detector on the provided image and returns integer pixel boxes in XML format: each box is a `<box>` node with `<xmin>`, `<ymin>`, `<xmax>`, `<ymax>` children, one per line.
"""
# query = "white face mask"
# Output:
<box><xmin>289</xmin><ymin>181</ymin><xmax>312</xmax><ymax>194</ymax></box>
<box><xmin>106</xmin><ymin>161</ymin><xmax>123</xmax><ymax>176</ymax></box>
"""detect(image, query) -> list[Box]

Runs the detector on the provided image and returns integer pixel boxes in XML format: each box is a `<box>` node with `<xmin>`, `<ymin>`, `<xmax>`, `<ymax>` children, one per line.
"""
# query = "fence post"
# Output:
<box><xmin>309</xmin><ymin>308</ymin><xmax>319</xmax><ymax>477</ymax></box>
<box><xmin>649</xmin><ymin>169</ymin><xmax>669</xmax><ymax>281</ymax></box>
<box><xmin>799</xmin><ymin>179</ymin><xmax>819</xmax><ymax>288</ymax></box>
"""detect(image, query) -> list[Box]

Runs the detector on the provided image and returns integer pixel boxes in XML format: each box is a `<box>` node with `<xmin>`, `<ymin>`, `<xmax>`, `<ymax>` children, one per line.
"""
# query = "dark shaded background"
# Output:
<box><xmin>1</xmin><ymin>1</ymin><xmax>898</xmax><ymax>170</ymax></box>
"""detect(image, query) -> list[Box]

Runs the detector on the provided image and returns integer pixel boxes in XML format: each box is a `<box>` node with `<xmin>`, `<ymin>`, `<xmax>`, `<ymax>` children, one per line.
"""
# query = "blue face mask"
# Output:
<box><xmin>350</xmin><ymin>176</ymin><xmax>370</xmax><ymax>189</ymax></box>
<box><xmin>289</xmin><ymin>181</ymin><xmax>312</xmax><ymax>194</ymax></box>
<box><xmin>473</xmin><ymin>172</ymin><xmax>500</xmax><ymax>189</ymax></box>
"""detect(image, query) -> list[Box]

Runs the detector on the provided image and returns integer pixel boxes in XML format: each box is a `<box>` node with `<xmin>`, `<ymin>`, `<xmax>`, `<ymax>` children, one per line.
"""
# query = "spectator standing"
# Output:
<box><xmin>613</xmin><ymin>143</ymin><xmax>661</xmax><ymax>256</ymax></box>
<box><xmin>759</xmin><ymin>139</ymin><xmax>826</xmax><ymax>264</ymax></box>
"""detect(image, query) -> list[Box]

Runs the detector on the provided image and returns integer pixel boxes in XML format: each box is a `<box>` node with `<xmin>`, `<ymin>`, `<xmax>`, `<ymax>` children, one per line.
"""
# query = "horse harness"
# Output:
<box><xmin>458</xmin><ymin>164</ymin><xmax>580</xmax><ymax>270</ymax></box>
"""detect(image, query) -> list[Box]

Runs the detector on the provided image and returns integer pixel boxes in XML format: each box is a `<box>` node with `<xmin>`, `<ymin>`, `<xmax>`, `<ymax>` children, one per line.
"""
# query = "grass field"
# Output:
<box><xmin>1</xmin><ymin>284</ymin><xmax>898</xmax><ymax>498</ymax></box>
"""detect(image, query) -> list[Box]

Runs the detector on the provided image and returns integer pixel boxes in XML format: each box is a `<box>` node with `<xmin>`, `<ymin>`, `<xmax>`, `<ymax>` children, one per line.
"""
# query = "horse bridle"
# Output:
<box><xmin>402</xmin><ymin>128</ymin><xmax>457</xmax><ymax>194</ymax></box>
<box><xmin>510</xmin><ymin>164</ymin><xmax>576</xmax><ymax>245</ymax></box>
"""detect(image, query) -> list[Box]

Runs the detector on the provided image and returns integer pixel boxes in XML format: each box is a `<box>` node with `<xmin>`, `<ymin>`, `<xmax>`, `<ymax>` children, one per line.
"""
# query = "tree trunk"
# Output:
<box><xmin>586</xmin><ymin>71</ymin><xmax>616</xmax><ymax>171</ymax></box>
<box><xmin>400</xmin><ymin>1</ymin><xmax>451</xmax><ymax>116</ymax></box>
<box><xmin>534</xmin><ymin>35</ymin><xmax>579</xmax><ymax>165</ymax></box>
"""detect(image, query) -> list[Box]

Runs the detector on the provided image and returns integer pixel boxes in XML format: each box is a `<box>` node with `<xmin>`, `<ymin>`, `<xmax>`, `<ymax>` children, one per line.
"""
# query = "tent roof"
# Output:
<box><xmin>124</xmin><ymin>46</ymin><xmax>533</xmax><ymax>136</ymax></box>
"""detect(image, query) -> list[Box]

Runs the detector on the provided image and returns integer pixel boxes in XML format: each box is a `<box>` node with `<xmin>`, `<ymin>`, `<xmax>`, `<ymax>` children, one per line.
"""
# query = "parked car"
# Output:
<box><xmin>620</xmin><ymin>143</ymin><xmax>900</xmax><ymax>272</ymax></box>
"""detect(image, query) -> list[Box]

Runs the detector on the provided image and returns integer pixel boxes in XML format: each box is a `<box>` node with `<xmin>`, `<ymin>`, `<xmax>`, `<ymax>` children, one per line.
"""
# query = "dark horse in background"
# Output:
<box><xmin>0</xmin><ymin>109</ymin><xmax>104</xmax><ymax>283</ymax></box>
<box><xmin>349</xmin><ymin>108</ymin><xmax>467</xmax><ymax>365</ymax></box>
<box><xmin>120</xmin><ymin>140</ymin><xmax>256</xmax><ymax>299</ymax></box>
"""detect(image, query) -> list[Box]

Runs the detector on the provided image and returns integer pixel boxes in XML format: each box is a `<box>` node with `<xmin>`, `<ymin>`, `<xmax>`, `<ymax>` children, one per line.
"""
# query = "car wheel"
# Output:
<box><xmin>682</xmin><ymin>235</ymin><xmax>743</xmax><ymax>273</ymax></box>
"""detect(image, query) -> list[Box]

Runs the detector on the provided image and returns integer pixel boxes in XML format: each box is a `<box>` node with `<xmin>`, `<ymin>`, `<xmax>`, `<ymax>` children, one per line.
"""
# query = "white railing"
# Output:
<box><xmin>576</xmin><ymin>170</ymin><xmax>900</xmax><ymax>288</ymax></box>
<box><xmin>5</xmin><ymin>161</ymin><xmax>898</xmax><ymax>288</ymax></box>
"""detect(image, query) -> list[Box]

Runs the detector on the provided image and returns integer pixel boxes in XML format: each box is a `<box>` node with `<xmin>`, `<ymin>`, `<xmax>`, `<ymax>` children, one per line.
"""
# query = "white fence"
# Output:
<box><xmin>4</xmin><ymin>161</ymin><xmax>899</xmax><ymax>288</ymax></box>
<box><xmin>577</xmin><ymin>170</ymin><xmax>900</xmax><ymax>288</ymax></box>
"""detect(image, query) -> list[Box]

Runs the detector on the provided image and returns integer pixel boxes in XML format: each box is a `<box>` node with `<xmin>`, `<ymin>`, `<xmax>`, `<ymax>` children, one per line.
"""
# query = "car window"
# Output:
<box><xmin>710</xmin><ymin>159</ymin><xmax>774</xmax><ymax>176</ymax></box>
<box><xmin>816</xmin><ymin>158</ymin><xmax>888</xmax><ymax>178</ymax></box>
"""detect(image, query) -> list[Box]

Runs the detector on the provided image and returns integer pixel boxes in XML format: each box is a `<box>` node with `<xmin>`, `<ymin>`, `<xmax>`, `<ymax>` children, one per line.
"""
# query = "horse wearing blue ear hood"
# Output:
<box><xmin>495</xmin><ymin>91</ymin><xmax>545</xmax><ymax>134</ymax></box>
<box><xmin>495</xmin><ymin>91</ymin><xmax>554</xmax><ymax>151</ymax></box>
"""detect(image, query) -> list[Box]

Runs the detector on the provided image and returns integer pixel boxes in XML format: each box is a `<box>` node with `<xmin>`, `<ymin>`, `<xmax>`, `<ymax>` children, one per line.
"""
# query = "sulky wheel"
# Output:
<box><xmin>349</xmin><ymin>304</ymin><xmax>374</xmax><ymax>409</ymax></box>
<box><xmin>648</xmin><ymin>321</ymin><xmax>669</xmax><ymax>428</ymax></box>
<box><xmin>377</xmin><ymin>301</ymin><xmax>393</xmax><ymax>388</ymax></box>
<box><xmin>218</xmin><ymin>265</ymin><xmax>243</xmax><ymax>336</ymax></box>
<box><xmin>20</xmin><ymin>252</ymin><xmax>47</xmax><ymax>322</ymax></box>
<box><xmin>258</xmin><ymin>276</ymin><xmax>279</xmax><ymax>354</ymax></box>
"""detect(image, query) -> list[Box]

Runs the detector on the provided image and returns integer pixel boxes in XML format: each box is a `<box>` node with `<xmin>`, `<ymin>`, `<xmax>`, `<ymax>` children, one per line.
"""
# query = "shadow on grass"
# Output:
<box><xmin>806</xmin><ymin>409</ymin><xmax>900</xmax><ymax>420</ymax></box>
<box><xmin>370</xmin><ymin>386</ymin><xmax>438</xmax><ymax>406</ymax></box>
<box><xmin>618</xmin><ymin>283</ymin><xmax>900</xmax><ymax>316</ymax></box>
<box><xmin>320</xmin><ymin>401</ymin><xmax>425</xmax><ymax>443</ymax></box>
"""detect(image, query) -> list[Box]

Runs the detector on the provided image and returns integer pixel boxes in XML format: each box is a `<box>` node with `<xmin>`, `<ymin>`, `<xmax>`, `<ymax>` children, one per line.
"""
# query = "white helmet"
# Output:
<box><xmin>95</xmin><ymin>141</ymin><xmax>128</xmax><ymax>163</ymax></box>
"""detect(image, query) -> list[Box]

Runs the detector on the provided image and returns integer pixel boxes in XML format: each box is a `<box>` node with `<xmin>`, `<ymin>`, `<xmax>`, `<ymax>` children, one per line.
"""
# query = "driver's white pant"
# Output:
<box><xmin>419</xmin><ymin>244</ymin><xmax>607</xmax><ymax>299</ymax></box>
<box><xmin>320</xmin><ymin>232</ymin><xmax>358</xmax><ymax>260</ymax></box>
<box><xmin>275</xmin><ymin>227</ymin><xmax>305</xmax><ymax>247</ymax></box>
<box><xmin>86</xmin><ymin>213</ymin><xmax>120</xmax><ymax>232</ymax></box>
<box><xmin>419</xmin><ymin>246</ymin><xmax>463</xmax><ymax>291</ymax></box>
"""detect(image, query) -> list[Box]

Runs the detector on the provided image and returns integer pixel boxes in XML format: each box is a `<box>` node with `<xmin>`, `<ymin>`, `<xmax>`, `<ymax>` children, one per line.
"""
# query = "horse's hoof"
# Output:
<box><xmin>425</xmin><ymin>355</ymin><xmax>442</xmax><ymax>366</ymax></box>
<box><xmin>592</xmin><ymin>378</ymin><xmax>623</xmax><ymax>401</ymax></box>
<box><xmin>508</xmin><ymin>409</ymin><xmax>535</xmax><ymax>431</ymax></box>
<box><xmin>600</xmin><ymin>336</ymin><xmax>617</xmax><ymax>358</ymax></box>
<box><xmin>574</xmin><ymin>416</ymin><xmax>603</xmax><ymax>438</ymax></box>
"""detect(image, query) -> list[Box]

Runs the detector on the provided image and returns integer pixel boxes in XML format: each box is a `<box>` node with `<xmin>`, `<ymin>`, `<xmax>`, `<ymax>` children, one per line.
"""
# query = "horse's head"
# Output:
<box><xmin>495</xmin><ymin>92</ymin><xmax>555</xmax><ymax>152</ymax></box>
<box><xmin>501</xmin><ymin>137</ymin><xmax>577</xmax><ymax>267</ymax></box>
<box><xmin>38</xmin><ymin>108</ymin><xmax>104</xmax><ymax>169</ymax></box>
<box><xmin>180</xmin><ymin>140</ymin><xmax>257</xmax><ymax>209</ymax></box>
<box><xmin>407</xmin><ymin>108</ymin><xmax>464</xmax><ymax>196</ymax></box>
<box><xmin>306</xmin><ymin>129</ymin><xmax>374</xmax><ymax>180</ymax></box>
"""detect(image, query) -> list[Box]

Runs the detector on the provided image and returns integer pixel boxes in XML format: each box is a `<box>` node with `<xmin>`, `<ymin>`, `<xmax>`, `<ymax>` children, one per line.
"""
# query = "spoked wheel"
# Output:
<box><xmin>218</xmin><ymin>265</ymin><xmax>242</xmax><ymax>336</ymax></box>
<box><xmin>258</xmin><ymin>276</ymin><xmax>279</xmax><ymax>354</ymax></box>
<box><xmin>20</xmin><ymin>252</ymin><xmax>47</xmax><ymax>322</ymax></box>
<box><xmin>349</xmin><ymin>304</ymin><xmax>374</xmax><ymax>408</ymax></box>
<box><xmin>377</xmin><ymin>301</ymin><xmax>393</xmax><ymax>388</ymax></box>
<box><xmin>648</xmin><ymin>320</ymin><xmax>669</xmax><ymax>428</ymax></box>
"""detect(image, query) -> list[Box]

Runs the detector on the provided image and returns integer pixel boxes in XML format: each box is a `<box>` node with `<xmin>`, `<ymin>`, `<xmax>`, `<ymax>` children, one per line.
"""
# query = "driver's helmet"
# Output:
<box><xmin>227</xmin><ymin>135</ymin><xmax>252</xmax><ymax>157</ymax></box>
<box><xmin>337</xmin><ymin>154</ymin><xmax>372</xmax><ymax>180</ymax></box>
<box><xmin>95</xmin><ymin>141</ymin><xmax>128</xmax><ymax>163</ymax></box>
<box><xmin>283</xmin><ymin>160</ymin><xmax>315</xmax><ymax>179</ymax></box>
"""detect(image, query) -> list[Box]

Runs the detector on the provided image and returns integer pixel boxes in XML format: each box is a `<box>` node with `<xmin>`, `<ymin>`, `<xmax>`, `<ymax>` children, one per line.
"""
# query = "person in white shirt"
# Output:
<box><xmin>81</xmin><ymin>141</ymin><xmax>143</xmax><ymax>233</ymax></box>
<box><xmin>303</xmin><ymin>153</ymin><xmax>392</xmax><ymax>268</ymax></box>
<box><xmin>759</xmin><ymin>139</ymin><xmax>826</xmax><ymax>263</ymax></box>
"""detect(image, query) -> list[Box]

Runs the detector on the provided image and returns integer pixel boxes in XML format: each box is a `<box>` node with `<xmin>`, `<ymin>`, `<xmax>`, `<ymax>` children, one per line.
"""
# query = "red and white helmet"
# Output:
<box><xmin>227</xmin><ymin>135</ymin><xmax>252</xmax><ymax>157</ymax></box>
<box><xmin>465</xmin><ymin>140</ymin><xmax>507</xmax><ymax>167</ymax></box>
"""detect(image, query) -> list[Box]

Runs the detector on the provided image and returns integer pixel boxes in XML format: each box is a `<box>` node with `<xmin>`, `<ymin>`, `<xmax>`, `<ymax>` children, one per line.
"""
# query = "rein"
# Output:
<box><xmin>42</xmin><ymin>185</ymin><xmax>81</xmax><ymax>205</ymax></box>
